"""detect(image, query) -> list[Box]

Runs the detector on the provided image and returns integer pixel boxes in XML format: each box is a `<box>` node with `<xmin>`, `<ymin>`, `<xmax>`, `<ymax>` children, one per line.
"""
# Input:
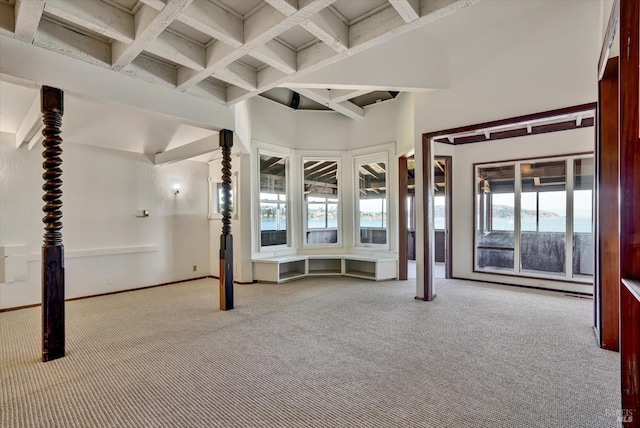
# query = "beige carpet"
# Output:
<box><xmin>1</xmin><ymin>277</ymin><xmax>620</xmax><ymax>427</ymax></box>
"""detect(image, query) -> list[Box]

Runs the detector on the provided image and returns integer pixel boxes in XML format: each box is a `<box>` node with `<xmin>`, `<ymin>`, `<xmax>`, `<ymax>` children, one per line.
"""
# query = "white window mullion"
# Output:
<box><xmin>514</xmin><ymin>161</ymin><xmax>522</xmax><ymax>274</ymax></box>
<box><xmin>566</xmin><ymin>158</ymin><xmax>574</xmax><ymax>279</ymax></box>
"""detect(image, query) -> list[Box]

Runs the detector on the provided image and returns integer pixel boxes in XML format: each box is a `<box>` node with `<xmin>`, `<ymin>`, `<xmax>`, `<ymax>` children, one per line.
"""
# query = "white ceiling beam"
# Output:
<box><xmin>214</xmin><ymin>62</ymin><xmax>257</xmax><ymax>91</ymax></box>
<box><xmin>14</xmin><ymin>0</ymin><xmax>45</xmax><ymax>43</ymax></box>
<box><xmin>154</xmin><ymin>135</ymin><xmax>219</xmax><ymax>166</ymax></box>
<box><xmin>145</xmin><ymin>30</ymin><xmax>206</xmax><ymax>71</ymax></box>
<box><xmin>228</xmin><ymin>0</ymin><xmax>479</xmax><ymax>105</ymax></box>
<box><xmin>178</xmin><ymin>0</ymin><xmax>243</xmax><ymax>49</ymax></box>
<box><xmin>249</xmin><ymin>40</ymin><xmax>297</xmax><ymax>75</ymax></box>
<box><xmin>389</xmin><ymin>0</ymin><xmax>420</xmax><ymax>23</ymax></box>
<box><xmin>138</xmin><ymin>0</ymin><xmax>166</xmax><ymax>11</ymax></box>
<box><xmin>111</xmin><ymin>0</ymin><xmax>193</xmax><ymax>72</ymax></box>
<box><xmin>27</xmin><ymin>124</ymin><xmax>44</xmax><ymax>151</ymax></box>
<box><xmin>300</xmin><ymin>8</ymin><xmax>348</xmax><ymax>52</ymax></box>
<box><xmin>121</xmin><ymin>54</ymin><xmax>177</xmax><ymax>87</ymax></box>
<box><xmin>185</xmin><ymin>80</ymin><xmax>227</xmax><ymax>104</ymax></box>
<box><xmin>329</xmin><ymin>89</ymin><xmax>371</xmax><ymax>103</ymax></box>
<box><xmin>265</xmin><ymin>0</ymin><xmax>299</xmax><ymax>17</ymax></box>
<box><xmin>34</xmin><ymin>19</ymin><xmax>111</xmax><ymax>68</ymax></box>
<box><xmin>295</xmin><ymin>88</ymin><xmax>364</xmax><ymax>120</ymax></box>
<box><xmin>243</xmin><ymin>4</ymin><xmax>288</xmax><ymax>44</ymax></box>
<box><xmin>15</xmin><ymin>94</ymin><xmax>41</xmax><ymax>148</ymax></box>
<box><xmin>349</xmin><ymin>5</ymin><xmax>405</xmax><ymax>49</ymax></box>
<box><xmin>177</xmin><ymin>0</ymin><xmax>336</xmax><ymax>90</ymax></box>
<box><xmin>44</xmin><ymin>0</ymin><xmax>134</xmax><ymax>44</ymax></box>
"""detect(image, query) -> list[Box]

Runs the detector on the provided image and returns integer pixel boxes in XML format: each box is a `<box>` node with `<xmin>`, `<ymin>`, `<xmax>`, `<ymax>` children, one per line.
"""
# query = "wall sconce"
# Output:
<box><xmin>172</xmin><ymin>184</ymin><xmax>181</xmax><ymax>195</ymax></box>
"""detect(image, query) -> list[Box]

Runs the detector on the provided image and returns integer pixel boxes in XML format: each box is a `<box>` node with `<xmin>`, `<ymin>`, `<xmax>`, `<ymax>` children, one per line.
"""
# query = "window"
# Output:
<box><xmin>356</xmin><ymin>159</ymin><xmax>387</xmax><ymax>245</ymax></box>
<box><xmin>434</xmin><ymin>196</ymin><xmax>445</xmax><ymax>230</ymax></box>
<box><xmin>259</xmin><ymin>154</ymin><xmax>287</xmax><ymax>247</ymax></box>
<box><xmin>520</xmin><ymin>160</ymin><xmax>567</xmax><ymax>275</ymax></box>
<box><xmin>573</xmin><ymin>158</ymin><xmax>594</xmax><ymax>279</ymax></box>
<box><xmin>304</xmin><ymin>160</ymin><xmax>339</xmax><ymax>245</ymax></box>
<box><xmin>209</xmin><ymin>173</ymin><xmax>236</xmax><ymax>219</ymax></box>
<box><xmin>476</xmin><ymin>164</ymin><xmax>515</xmax><ymax>271</ymax></box>
<box><xmin>474</xmin><ymin>155</ymin><xmax>593</xmax><ymax>282</ymax></box>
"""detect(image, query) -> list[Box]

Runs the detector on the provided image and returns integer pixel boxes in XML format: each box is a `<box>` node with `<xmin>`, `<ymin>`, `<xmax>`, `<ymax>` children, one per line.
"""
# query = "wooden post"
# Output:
<box><xmin>595</xmin><ymin>57</ymin><xmax>619</xmax><ymax>351</ymax></box>
<box><xmin>619</xmin><ymin>0</ymin><xmax>640</xmax><ymax>423</ymax></box>
<box><xmin>398</xmin><ymin>156</ymin><xmax>408</xmax><ymax>281</ymax></box>
<box><xmin>41</xmin><ymin>86</ymin><xmax>65</xmax><ymax>362</ymax></box>
<box><xmin>218</xmin><ymin>129</ymin><xmax>234</xmax><ymax>311</ymax></box>
<box><xmin>419</xmin><ymin>135</ymin><xmax>435</xmax><ymax>301</ymax></box>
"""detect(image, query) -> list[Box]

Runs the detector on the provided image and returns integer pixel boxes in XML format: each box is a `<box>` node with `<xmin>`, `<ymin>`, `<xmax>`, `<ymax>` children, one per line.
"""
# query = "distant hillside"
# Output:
<box><xmin>435</xmin><ymin>205</ymin><xmax>560</xmax><ymax>219</ymax></box>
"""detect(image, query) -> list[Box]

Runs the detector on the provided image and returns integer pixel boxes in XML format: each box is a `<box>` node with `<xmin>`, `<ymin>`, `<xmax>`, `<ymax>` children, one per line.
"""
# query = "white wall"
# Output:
<box><xmin>414</xmin><ymin>0</ymin><xmax>600</xmax><ymax>135</ymax></box>
<box><xmin>0</xmin><ymin>141</ymin><xmax>210</xmax><ymax>309</ymax></box>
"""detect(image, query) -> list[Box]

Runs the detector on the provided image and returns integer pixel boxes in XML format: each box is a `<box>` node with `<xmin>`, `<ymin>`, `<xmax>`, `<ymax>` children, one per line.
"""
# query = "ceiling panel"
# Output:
<box><xmin>239</xmin><ymin>55</ymin><xmax>267</xmax><ymax>71</ymax></box>
<box><xmin>103</xmin><ymin>0</ymin><xmax>139</xmax><ymax>12</ymax></box>
<box><xmin>277</xmin><ymin>25</ymin><xmax>317</xmax><ymax>51</ymax></box>
<box><xmin>213</xmin><ymin>0</ymin><xmax>264</xmax><ymax>17</ymax></box>
<box><xmin>331</xmin><ymin>0</ymin><xmax>389</xmax><ymax>23</ymax></box>
<box><xmin>167</xmin><ymin>20</ymin><xmax>213</xmax><ymax>46</ymax></box>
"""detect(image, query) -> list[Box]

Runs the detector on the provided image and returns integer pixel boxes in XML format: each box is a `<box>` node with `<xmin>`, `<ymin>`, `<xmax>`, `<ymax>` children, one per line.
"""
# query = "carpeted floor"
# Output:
<box><xmin>1</xmin><ymin>277</ymin><xmax>620</xmax><ymax>427</ymax></box>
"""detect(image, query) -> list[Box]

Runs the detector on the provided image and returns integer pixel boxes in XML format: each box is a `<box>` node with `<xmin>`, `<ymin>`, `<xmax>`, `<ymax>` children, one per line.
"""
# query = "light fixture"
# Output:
<box><xmin>173</xmin><ymin>184</ymin><xmax>180</xmax><ymax>195</ymax></box>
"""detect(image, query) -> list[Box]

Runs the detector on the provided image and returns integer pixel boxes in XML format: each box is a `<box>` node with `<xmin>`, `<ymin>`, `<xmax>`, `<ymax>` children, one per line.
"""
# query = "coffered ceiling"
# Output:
<box><xmin>0</xmin><ymin>0</ymin><xmax>478</xmax><ymax>118</ymax></box>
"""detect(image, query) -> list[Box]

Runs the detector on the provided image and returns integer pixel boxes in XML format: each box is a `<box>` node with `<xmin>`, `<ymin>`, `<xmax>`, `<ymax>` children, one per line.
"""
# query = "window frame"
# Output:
<box><xmin>255</xmin><ymin>146</ymin><xmax>292</xmax><ymax>252</ymax></box>
<box><xmin>354</xmin><ymin>152</ymin><xmax>390</xmax><ymax>249</ymax></box>
<box><xmin>208</xmin><ymin>172</ymin><xmax>237</xmax><ymax>220</ymax></box>
<box><xmin>302</xmin><ymin>157</ymin><xmax>341</xmax><ymax>248</ymax></box>
<box><xmin>473</xmin><ymin>153</ymin><xmax>594</xmax><ymax>284</ymax></box>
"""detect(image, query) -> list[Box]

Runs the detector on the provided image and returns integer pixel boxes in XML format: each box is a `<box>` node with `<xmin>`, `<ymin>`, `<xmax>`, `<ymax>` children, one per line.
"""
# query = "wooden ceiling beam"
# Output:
<box><xmin>301</xmin><ymin>8</ymin><xmax>348</xmax><ymax>53</ymax></box>
<box><xmin>14</xmin><ymin>0</ymin><xmax>45</xmax><ymax>43</ymax></box>
<box><xmin>111</xmin><ymin>0</ymin><xmax>194</xmax><ymax>72</ymax></box>
<box><xmin>229</xmin><ymin>0</ymin><xmax>478</xmax><ymax>105</ymax></box>
<box><xmin>44</xmin><ymin>0</ymin><xmax>134</xmax><ymax>44</ymax></box>
<box><xmin>177</xmin><ymin>0</ymin><xmax>336</xmax><ymax>91</ymax></box>
<box><xmin>296</xmin><ymin>88</ymin><xmax>364</xmax><ymax>119</ymax></box>
<box><xmin>145</xmin><ymin>30</ymin><xmax>206</xmax><ymax>71</ymax></box>
<box><xmin>250</xmin><ymin>40</ymin><xmax>297</xmax><ymax>75</ymax></box>
<box><xmin>389</xmin><ymin>0</ymin><xmax>420</xmax><ymax>23</ymax></box>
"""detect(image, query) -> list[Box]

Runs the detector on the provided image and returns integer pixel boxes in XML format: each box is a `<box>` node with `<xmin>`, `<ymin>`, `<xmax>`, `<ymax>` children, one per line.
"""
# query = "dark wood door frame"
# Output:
<box><xmin>436</xmin><ymin>156</ymin><xmax>453</xmax><ymax>279</ymax></box>
<box><xmin>398</xmin><ymin>156</ymin><xmax>409</xmax><ymax>281</ymax></box>
<box><xmin>418</xmin><ymin>136</ymin><xmax>435</xmax><ymax>301</ymax></box>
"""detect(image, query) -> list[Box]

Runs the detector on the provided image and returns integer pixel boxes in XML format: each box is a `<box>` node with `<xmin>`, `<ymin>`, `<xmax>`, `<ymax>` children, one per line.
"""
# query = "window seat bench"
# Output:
<box><xmin>252</xmin><ymin>254</ymin><xmax>397</xmax><ymax>283</ymax></box>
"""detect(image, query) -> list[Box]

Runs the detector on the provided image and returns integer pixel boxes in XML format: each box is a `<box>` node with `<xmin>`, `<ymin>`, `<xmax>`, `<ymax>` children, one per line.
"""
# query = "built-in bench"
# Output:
<box><xmin>252</xmin><ymin>254</ymin><xmax>397</xmax><ymax>283</ymax></box>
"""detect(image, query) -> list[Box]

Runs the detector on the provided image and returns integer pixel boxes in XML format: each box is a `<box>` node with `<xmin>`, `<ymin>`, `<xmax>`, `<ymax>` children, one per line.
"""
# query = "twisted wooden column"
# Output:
<box><xmin>219</xmin><ymin>129</ymin><xmax>234</xmax><ymax>311</ymax></box>
<box><xmin>41</xmin><ymin>86</ymin><xmax>65</xmax><ymax>362</ymax></box>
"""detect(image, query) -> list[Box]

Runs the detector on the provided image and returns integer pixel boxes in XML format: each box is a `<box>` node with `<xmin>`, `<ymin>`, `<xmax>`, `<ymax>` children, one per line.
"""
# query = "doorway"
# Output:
<box><xmin>399</xmin><ymin>155</ymin><xmax>452</xmax><ymax>280</ymax></box>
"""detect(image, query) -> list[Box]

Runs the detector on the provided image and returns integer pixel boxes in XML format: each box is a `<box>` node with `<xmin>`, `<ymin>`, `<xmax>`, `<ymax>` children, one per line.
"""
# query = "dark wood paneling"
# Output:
<box><xmin>398</xmin><ymin>156</ymin><xmax>408</xmax><ymax>281</ymax></box>
<box><xmin>619</xmin><ymin>0</ymin><xmax>640</xmax><ymax>422</ymax></box>
<box><xmin>621</xmin><ymin>280</ymin><xmax>640</xmax><ymax>427</ymax></box>
<box><xmin>596</xmin><ymin>57</ymin><xmax>620</xmax><ymax>351</ymax></box>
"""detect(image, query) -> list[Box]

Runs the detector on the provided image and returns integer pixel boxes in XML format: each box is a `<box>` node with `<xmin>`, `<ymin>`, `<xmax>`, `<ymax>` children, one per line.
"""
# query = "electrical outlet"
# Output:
<box><xmin>193</xmin><ymin>265</ymin><xmax>197</xmax><ymax>272</ymax></box>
